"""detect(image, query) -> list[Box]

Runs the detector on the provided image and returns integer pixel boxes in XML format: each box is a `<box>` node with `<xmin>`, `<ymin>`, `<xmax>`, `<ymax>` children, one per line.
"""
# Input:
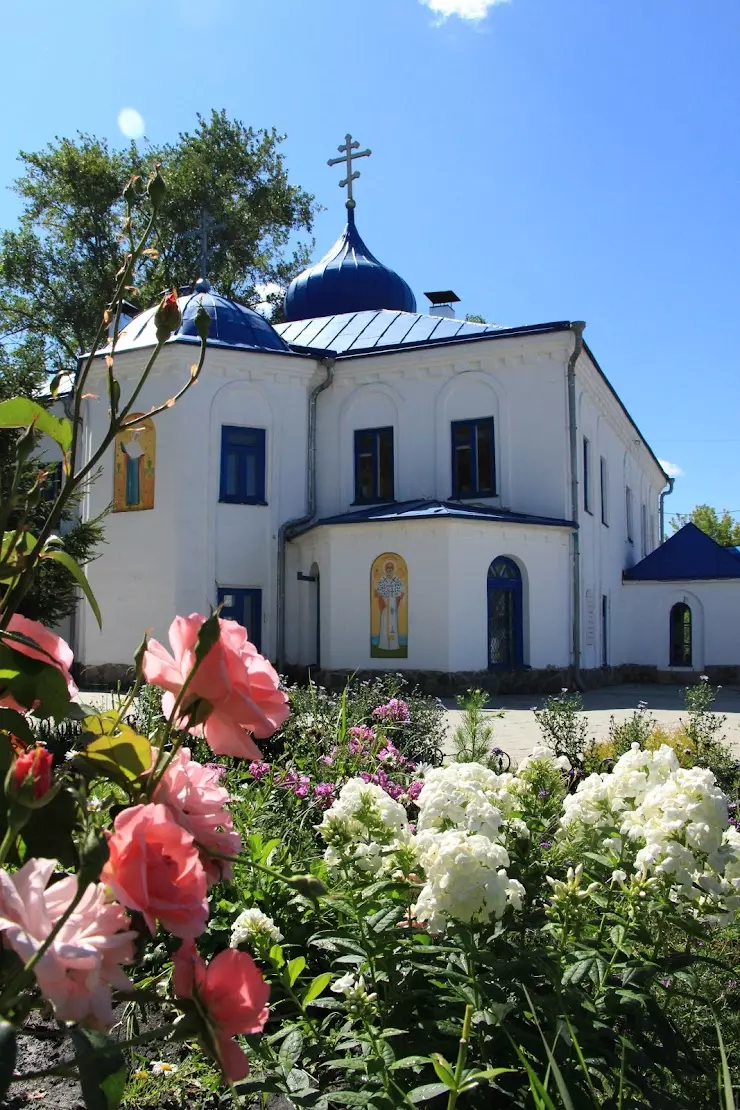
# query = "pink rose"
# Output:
<box><xmin>173</xmin><ymin>942</ymin><xmax>269</xmax><ymax>1081</ymax></box>
<box><xmin>143</xmin><ymin>614</ymin><xmax>289</xmax><ymax>759</ymax></box>
<box><xmin>152</xmin><ymin>747</ymin><xmax>241</xmax><ymax>887</ymax></box>
<box><xmin>0</xmin><ymin>614</ymin><xmax>78</xmax><ymax>713</ymax></box>
<box><xmin>0</xmin><ymin>858</ymin><xmax>136</xmax><ymax>1029</ymax></box>
<box><xmin>102</xmin><ymin>803</ymin><xmax>208</xmax><ymax>939</ymax></box>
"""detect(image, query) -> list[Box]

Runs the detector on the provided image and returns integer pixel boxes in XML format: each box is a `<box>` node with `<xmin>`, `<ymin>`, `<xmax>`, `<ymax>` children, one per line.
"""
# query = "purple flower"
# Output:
<box><xmin>406</xmin><ymin>781</ymin><xmax>424</xmax><ymax>801</ymax></box>
<box><xmin>313</xmin><ymin>782</ymin><xmax>336</xmax><ymax>808</ymax></box>
<box><xmin>248</xmin><ymin>761</ymin><xmax>271</xmax><ymax>780</ymax></box>
<box><xmin>538</xmin><ymin>790</ymin><xmax>550</xmax><ymax>799</ymax></box>
<box><xmin>319</xmin><ymin>754</ymin><xmax>335</xmax><ymax>766</ymax></box>
<box><xmin>540</xmin><ymin>840</ymin><xmax>553</xmax><ymax>850</ymax></box>
<box><xmin>372</xmin><ymin>699</ymin><xmax>410</xmax><ymax>724</ymax></box>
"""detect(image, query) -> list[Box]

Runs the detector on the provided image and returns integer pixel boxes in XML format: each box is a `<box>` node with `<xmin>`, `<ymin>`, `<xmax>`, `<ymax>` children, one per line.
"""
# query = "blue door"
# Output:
<box><xmin>217</xmin><ymin>587</ymin><xmax>262</xmax><ymax>651</ymax></box>
<box><xmin>487</xmin><ymin>557</ymin><xmax>523</xmax><ymax>669</ymax></box>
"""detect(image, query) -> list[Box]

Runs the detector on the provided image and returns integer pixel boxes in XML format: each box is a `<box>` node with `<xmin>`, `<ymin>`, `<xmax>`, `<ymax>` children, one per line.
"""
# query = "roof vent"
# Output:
<box><xmin>425</xmin><ymin>290</ymin><xmax>460</xmax><ymax>319</ymax></box>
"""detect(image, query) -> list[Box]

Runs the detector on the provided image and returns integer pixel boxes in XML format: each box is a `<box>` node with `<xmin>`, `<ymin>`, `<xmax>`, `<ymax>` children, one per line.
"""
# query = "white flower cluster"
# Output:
<box><xmin>318</xmin><ymin>778</ymin><xmax>412</xmax><ymax>875</ymax></box>
<box><xmin>516</xmin><ymin>745</ymin><xmax>571</xmax><ymax>776</ymax></box>
<box><xmin>230</xmin><ymin>907</ymin><xmax>284</xmax><ymax>949</ymax></box>
<box><xmin>561</xmin><ymin>744</ymin><xmax>740</xmax><ymax>923</ymax></box>
<box><xmin>416</xmin><ymin>762</ymin><xmax>519</xmax><ymax>841</ymax></box>
<box><xmin>413</xmin><ymin>829</ymin><xmax>525</xmax><ymax>934</ymax></box>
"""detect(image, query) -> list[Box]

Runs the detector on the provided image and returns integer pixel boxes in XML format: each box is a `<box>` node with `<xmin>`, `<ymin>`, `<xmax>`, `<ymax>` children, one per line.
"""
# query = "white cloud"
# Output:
<box><xmin>117</xmin><ymin>108</ymin><xmax>146</xmax><ymax>141</ymax></box>
<box><xmin>420</xmin><ymin>0</ymin><xmax>509</xmax><ymax>22</ymax></box>
<box><xmin>253</xmin><ymin>282</ymin><xmax>282</xmax><ymax>318</ymax></box>
<box><xmin>658</xmin><ymin>458</ymin><xmax>684</xmax><ymax>478</ymax></box>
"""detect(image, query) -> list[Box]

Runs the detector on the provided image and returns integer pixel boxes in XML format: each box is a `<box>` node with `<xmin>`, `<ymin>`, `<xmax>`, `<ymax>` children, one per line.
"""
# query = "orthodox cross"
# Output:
<box><xmin>327</xmin><ymin>134</ymin><xmax>371</xmax><ymax>208</ymax></box>
<box><xmin>184</xmin><ymin>209</ymin><xmax>225</xmax><ymax>283</ymax></box>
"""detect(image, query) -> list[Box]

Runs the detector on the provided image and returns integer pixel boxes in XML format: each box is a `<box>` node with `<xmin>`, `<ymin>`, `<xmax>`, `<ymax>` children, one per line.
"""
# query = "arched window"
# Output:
<box><xmin>487</xmin><ymin>557</ymin><xmax>523</xmax><ymax>668</ymax></box>
<box><xmin>669</xmin><ymin>603</ymin><xmax>692</xmax><ymax>667</ymax></box>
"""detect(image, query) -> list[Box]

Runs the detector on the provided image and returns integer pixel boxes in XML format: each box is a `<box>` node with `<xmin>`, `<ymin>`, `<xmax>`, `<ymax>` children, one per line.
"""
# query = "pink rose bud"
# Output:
<box><xmin>10</xmin><ymin>745</ymin><xmax>53</xmax><ymax>802</ymax></box>
<box><xmin>154</xmin><ymin>289</ymin><xmax>181</xmax><ymax>343</ymax></box>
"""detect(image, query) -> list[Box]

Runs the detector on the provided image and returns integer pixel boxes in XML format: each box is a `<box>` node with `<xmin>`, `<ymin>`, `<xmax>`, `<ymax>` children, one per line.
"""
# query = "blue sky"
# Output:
<box><xmin>2</xmin><ymin>0</ymin><xmax>738</xmax><ymax>520</ymax></box>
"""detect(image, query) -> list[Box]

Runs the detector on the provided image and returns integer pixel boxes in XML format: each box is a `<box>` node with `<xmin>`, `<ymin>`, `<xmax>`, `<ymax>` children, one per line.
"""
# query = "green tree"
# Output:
<box><xmin>670</xmin><ymin>504</ymin><xmax>740</xmax><ymax>546</ymax></box>
<box><xmin>465</xmin><ymin>312</ymin><xmax>488</xmax><ymax>324</ymax></box>
<box><xmin>0</xmin><ymin>111</ymin><xmax>316</xmax><ymax>374</ymax></box>
<box><xmin>0</xmin><ymin>111</ymin><xmax>316</xmax><ymax>625</ymax></box>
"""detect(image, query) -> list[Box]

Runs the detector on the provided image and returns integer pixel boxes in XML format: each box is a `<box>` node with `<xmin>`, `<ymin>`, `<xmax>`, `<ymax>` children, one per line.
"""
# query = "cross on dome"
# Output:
<box><xmin>184</xmin><ymin>209</ymin><xmax>225</xmax><ymax>283</ymax></box>
<box><xmin>327</xmin><ymin>133</ymin><xmax>371</xmax><ymax>209</ymax></box>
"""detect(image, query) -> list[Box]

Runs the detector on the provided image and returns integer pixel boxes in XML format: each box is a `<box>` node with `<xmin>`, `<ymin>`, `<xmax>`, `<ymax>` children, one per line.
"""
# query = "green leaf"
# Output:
<box><xmin>0</xmin><ymin>1022</ymin><xmax>17</xmax><ymax>1103</ymax></box>
<box><xmin>408</xmin><ymin>1083</ymin><xmax>450</xmax><ymax>1103</ymax></box>
<box><xmin>41</xmin><ymin>548</ymin><xmax>102</xmax><ymax>628</ymax></box>
<box><xmin>21</xmin><ymin>787</ymin><xmax>78</xmax><ymax>868</ymax></box>
<box><xmin>288</xmin><ymin>956</ymin><xmax>307</xmax><ymax>987</ymax></box>
<box><xmin>76</xmin><ymin>713</ymin><xmax>152</xmax><ymax>786</ymax></box>
<box><xmin>0</xmin><ymin>398</ymin><xmax>72</xmax><ymax>452</ymax></box>
<box><xmin>429</xmin><ymin>1054</ymin><xmax>456</xmax><ymax>1090</ymax></box>
<box><xmin>0</xmin><ymin>643</ymin><xmax>70</xmax><ymax>722</ymax></box>
<box><xmin>71</xmin><ymin>1027</ymin><xmax>127</xmax><ymax>1110</ymax></box>
<box><xmin>715</xmin><ymin>1018</ymin><xmax>735</xmax><ymax>1110</ymax></box>
<box><xmin>327</xmin><ymin>1094</ymin><xmax>377</xmax><ymax>1107</ymax></box>
<box><xmin>278</xmin><ymin>1029</ymin><xmax>304</xmax><ymax>1075</ymax></box>
<box><xmin>390</xmin><ymin>1056</ymin><xmax>430</xmax><ymax>1072</ymax></box>
<box><xmin>302</xmin><ymin>971</ymin><xmax>332</xmax><ymax>1005</ymax></box>
<box><xmin>0</xmin><ymin>708</ymin><xmax>36</xmax><ymax>746</ymax></box>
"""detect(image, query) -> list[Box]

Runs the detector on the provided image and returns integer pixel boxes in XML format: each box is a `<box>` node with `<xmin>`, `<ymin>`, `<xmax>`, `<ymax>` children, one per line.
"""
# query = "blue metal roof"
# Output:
<box><xmin>275</xmin><ymin>308</ymin><xmax>529</xmax><ymax>355</ymax></box>
<box><xmin>310</xmin><ymin>499</ymin><xmax>575</xmax><ymax>530</ymax></box>
<box><xmin>283</xmin><ymin>207</ymin><xmax>417</xmax><ymax>322</ymax></box>
<box><xmin>624</xmin><ymin>523</ymin><xmax>740</xmax><ymax>581</ymax></box>
<box><xmin>109</xmin><ymin>280</ymin><xmax>290</xmax><ymax>354</ymax></box>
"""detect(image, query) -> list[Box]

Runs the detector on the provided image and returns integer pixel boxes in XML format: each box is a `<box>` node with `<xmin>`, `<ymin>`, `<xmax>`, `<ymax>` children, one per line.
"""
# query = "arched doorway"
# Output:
<box><xmin>487</xmin><ymin>557</ymin><xmax>523</xmax><ymax>669</ymax></box>
<box><xmin>669</xmin><ymin>602</ymin><xmax>692</xmax><ymax>667</ymax></box>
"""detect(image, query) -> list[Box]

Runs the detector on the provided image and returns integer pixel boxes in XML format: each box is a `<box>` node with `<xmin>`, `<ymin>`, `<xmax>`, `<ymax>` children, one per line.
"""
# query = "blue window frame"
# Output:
<box><xmin>487</xmin><ymin>556</ymin><xmax>523</xmax><ymax>668</ymax></box>
<box><xmin>354</xmin><ymin>427</ymin><xmax>394</xmax><ymax>504</ymax></box>
<box><xmin>451</xmin><ymin>417</ymin><xmax>495</xmax><ymax>499</ymax></box>
<box><xmin>583</xmin><ymin>436</ymin><xmax>591</xmax><ymax>513</ymax></box>
<box><xmin>219</xmin><ymin>426</ymin><xmax>266</xmax><ymax>504</ymax></box>
<box><xmin>217</xmin><ymin>587</ymin><xmax>263</xmax><ymax>651</ymax></box>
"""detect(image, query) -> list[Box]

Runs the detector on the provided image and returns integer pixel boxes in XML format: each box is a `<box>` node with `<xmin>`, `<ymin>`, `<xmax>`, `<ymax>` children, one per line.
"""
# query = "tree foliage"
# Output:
<box><xmin>0</xmin><ymin>111</ymin><xmax>315</xmax><ymax>625</ymax></box>
<box><xmin>670</xmin><ymin>503</ymin><xmax>740</xmax><ymax>546</ymax></box>
<box><xmin>0</xmin><ymin>110</ymin><xmax>317</xmax><ymax>373</ymax></box>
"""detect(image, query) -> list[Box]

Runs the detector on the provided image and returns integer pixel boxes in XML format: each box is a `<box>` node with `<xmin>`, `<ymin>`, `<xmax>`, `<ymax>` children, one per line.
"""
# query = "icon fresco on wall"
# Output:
<box><xmin>113</xmin><ymin>414</ymin><xmax>155</xmax><ymax>512</ymax></box>
<box><xmin>370</xmin><ymin>552</ymin><xmax>408</xmax><ymax>658</ymax></box>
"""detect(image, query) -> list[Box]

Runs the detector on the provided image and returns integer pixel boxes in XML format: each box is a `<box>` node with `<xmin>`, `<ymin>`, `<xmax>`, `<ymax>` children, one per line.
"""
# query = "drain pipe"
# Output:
<box><xmin>566</xmin><ymin>321</ymin><xmax>586</xmax><ymax>692</ymax></box>
<box><xmin>659</xmin><ymin>476</ymin><xmax>675</xmax><ymax>543</ymax></box>
<box><xmin>276</xmin><ymin>356</ymin><xmax>335</xmax><ymax>670</ymax></box>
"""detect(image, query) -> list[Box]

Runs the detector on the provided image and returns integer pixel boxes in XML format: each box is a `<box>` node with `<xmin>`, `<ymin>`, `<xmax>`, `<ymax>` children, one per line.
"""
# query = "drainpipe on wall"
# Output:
<box><xmin>61</xmin><ymin>385</ymin><xmax>79</xmax><ymax>661</ymax></box>
<box><xmin>566</xmin><ymin>321</ymin><xmax>586</xmax><ymax>693</ymax></box>
<box><xmin>659</xmin><ymin>476</ymin><xmax>675</xmax><ymax>543</ymax></box>
<box><xmin>276</xmin><ymin>356</ymin><xmax>335</xmax><ymax>670</ymax></box>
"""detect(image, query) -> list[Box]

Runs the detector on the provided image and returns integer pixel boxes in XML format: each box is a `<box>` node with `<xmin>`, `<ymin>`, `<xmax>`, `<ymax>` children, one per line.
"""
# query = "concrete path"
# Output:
<box><xmin>442</xmin><ymin>683</ymin><xmax>740</xmax><ymax>765</ymax></box>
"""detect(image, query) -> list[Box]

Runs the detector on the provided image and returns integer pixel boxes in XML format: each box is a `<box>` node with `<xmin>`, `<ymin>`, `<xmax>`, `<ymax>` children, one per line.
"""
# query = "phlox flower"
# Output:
<box><xmin>416</xmin><ymin>762</ymin><xmax>518</xmax><ymax>841</ymax></box>
<box><xmin>230</xmin><ymin>907</ymin><xmax>283</xmax><ymax>949</ymax></box>
<box><xmin>413</xmin><ymin>829</ymin><xmax>524</xmax><ymax>933</ymax></box>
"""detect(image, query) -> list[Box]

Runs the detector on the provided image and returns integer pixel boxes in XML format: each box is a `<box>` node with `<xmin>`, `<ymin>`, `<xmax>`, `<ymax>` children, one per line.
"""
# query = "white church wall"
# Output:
<box><xmin>574</xmin><ymin>351</ymin><xmax>667</xmax><ymax>670</ymax></box>
<box><xmin>622</xmin><ymin>581</ymin><xmax>740</xmax><ymax>670</ymax></box>
<box><xmin>77</xmin><ymin>344</ymin><xmax>316</xmax><ymax>668</ymax></box>
<box><xmin>315</xmin><ymin>331</ymin><xmax>574</xmax><ymax>524</ymax></box>
<box><xmin>289</xmin><ymin>519</ymin><xmax>571</xmax><ymax>672</ymax></box>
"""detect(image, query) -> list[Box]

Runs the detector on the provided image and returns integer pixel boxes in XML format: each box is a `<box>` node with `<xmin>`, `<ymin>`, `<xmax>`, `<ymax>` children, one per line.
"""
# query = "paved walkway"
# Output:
<box><xmin>442</xmin><ymin>684</ymin><xmax>740</xmax><ymax>765</ymax></box>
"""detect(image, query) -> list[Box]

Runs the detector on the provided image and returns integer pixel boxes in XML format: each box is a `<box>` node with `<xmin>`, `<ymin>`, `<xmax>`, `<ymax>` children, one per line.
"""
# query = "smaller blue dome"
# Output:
<box><xmin>283</xmin><ymin>207</ymin><xmax>416</xmax><ymax>322</ymax></box>
<box><xmin>114</xmin><ymin>281</ymin><xmax>290</xmax><ymax>353</ymax></box>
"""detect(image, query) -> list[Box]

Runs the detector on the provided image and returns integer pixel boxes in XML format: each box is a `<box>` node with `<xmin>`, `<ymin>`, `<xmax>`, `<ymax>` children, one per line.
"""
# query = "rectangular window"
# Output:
<box><xmin>217</xmin><ymin>587</ymin><xmax>262</xmax><ymax>651</ymax></box>
<box><xmin>641</xmin><ymin>503</ymin><xmax>647</xmax><ymax>558</ymax></box>
<box><xmin>600</xmin><ymin>456</ymin><xmax>608</xmax><ymax>525</ymax></box>
<box><xmin>625</xmin><ymin>486</ymin><xmax>633</xmax><ymax>543</ymax></box>
<box><xmin>220</xmin><ymin>427</ymin><xmax>266</xmax><ymax>504</ymax></box>
<box><xmin>451</xmin><ymin>417</ymin><xmax>496</xmax><ymax>499</ymax></box>
<box><xmin>354</xmin><ymin>427</ymin><xmax>394</xmax><ymax>504</ymax></box>
<box><xmin>583</xmin><ymin>437</ymin><xmax>591</xmax><ymax>513</ymax></box>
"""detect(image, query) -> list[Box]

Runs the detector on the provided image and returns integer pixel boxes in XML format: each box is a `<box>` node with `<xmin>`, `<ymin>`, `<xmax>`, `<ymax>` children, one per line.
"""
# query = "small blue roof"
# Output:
<box><xmin>310</xmin><ymin>499</ymin><xmax>574</xmax><ymax>530</ymax></box>
<box><xmin>109</xmin><ymin>280</ymin><xmax>290</xmax><ymax>354</ymax></box>
<box><xmin>624</xmin><ymin>523</ymin><xmax>740</xmax><ymax>581</ymax></box>
<box><xmin>283</xmin><ymin>207</ymin><xmax>417</xmax><ymax>322</ymax></box>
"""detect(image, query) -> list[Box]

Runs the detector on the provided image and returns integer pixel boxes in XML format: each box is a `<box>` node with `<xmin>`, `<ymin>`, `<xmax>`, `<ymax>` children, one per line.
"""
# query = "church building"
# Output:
<box><xmin>72</xmin><ymin>137</ymin><xmax>740</xmax><ymax>687</ymax></box>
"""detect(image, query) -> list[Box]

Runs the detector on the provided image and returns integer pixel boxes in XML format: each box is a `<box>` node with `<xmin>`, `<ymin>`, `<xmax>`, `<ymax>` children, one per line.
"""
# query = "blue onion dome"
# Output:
<box><xmin>283</xmin><ymin>207</ymin><xmax>417</xmax><ymax>322</ymax></box>
<box><xmin>113</xmin><ymin>278</ymin><xmax>290</xmax><ymax>353</ymax></box>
